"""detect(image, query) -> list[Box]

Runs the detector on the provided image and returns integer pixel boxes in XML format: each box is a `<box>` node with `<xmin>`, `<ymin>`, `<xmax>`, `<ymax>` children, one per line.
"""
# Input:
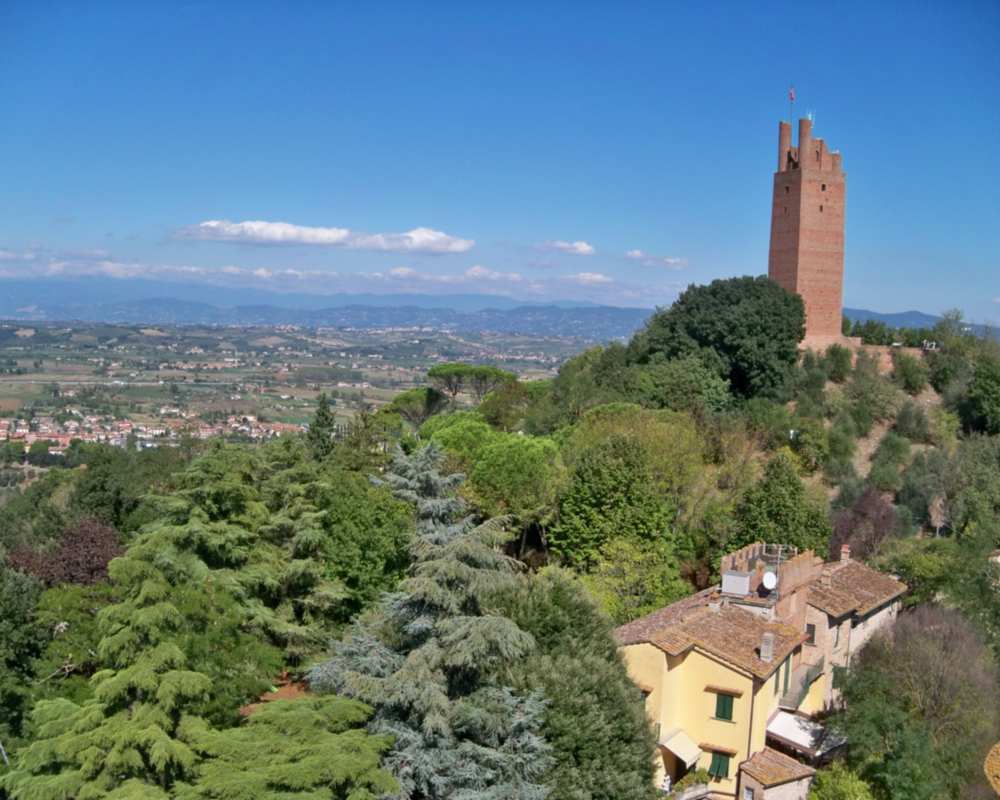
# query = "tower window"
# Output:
<box><xmin>822</xmin><ymin>183</ymin><xmax>827</xmax><ymax>191</ymax></box>
<box><xmin>820</xmin><ymin>205</ymin><xmax>824</xmax><ymax>212</ymax></box>
<box><xmin>785</xmin><ymin>186</ymin><xmax>790</xmax><ymax>194</ymax></box>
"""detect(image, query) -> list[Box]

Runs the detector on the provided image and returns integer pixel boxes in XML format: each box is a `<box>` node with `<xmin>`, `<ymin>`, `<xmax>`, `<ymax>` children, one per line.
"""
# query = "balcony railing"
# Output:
<box><xmin>780</xmin><ymin>657</ymin><xmax>825</xmax><ymax>709</ymax></box>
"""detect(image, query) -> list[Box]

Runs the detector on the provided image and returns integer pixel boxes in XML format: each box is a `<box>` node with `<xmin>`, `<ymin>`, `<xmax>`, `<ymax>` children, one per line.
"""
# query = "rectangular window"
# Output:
<box><xmin>708</xmin><ymin>751</ymin><xmax>731</xmax><ymax>779</ymax></box>
<box><xmin>743</xmin><ymin>789</ymin><xmax>756</xmax><ymax>800</ymax></box>
<box><xmin>806</xmin><ymin>623</ymin><xmax>816</xmax><ymax>645</ymax></box>
<box><xmin>714</xmin><ymin>692</ymin><xmax>734</xmax><ymax>721</ymax></box>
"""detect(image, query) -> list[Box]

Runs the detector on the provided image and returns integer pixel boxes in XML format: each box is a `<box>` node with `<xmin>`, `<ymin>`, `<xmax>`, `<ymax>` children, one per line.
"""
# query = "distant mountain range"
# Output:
<box><xmin>0</xmin><ymin>278</ymin><xmax>990</xmax><ymax>341</ymax></box>
<box><xmin>0</xmin><ymin>279</ymin><xmax>646</xmax><ymax>340</ymax></box>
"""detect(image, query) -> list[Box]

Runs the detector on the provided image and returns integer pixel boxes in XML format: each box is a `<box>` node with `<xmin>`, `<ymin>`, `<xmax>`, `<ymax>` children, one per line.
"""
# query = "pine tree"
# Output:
<box><xmin>177</xmin><ymin>697</ymin><xmax>397</xmax><ymax>799</ymax></box>
<box><xmin>310</xmin><ymin>445</ymin><xmax>552</xmax><ymax>799</ymax></box>
<box><xmin>308</xmin><ymin>393</ymin><xmax>337</xmax><ymax>461</ymax></box>
<box><xmin>1</xmin><ymin>541</ymin><xmax>216</xmax><ymax>799</ymax></box>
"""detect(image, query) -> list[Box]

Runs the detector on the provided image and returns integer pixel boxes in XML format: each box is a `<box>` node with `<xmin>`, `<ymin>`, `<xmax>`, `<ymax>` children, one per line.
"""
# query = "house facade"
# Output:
<box><xmin>615</xmin><ymin>542</ymin><xmax>906</xmax><ymax>799</ymax></box>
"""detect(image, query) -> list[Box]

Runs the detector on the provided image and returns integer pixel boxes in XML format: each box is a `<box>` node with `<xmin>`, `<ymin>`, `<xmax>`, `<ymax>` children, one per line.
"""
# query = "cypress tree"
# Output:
<box><xmin>309</xmin><ymin>445</ymin><xmax>552</xmax><ymax>799</ymax></box>
<box><xmin>308</xmin><ymin>393</ymin><xmax>337</xmax><ymax>461</ymax></box>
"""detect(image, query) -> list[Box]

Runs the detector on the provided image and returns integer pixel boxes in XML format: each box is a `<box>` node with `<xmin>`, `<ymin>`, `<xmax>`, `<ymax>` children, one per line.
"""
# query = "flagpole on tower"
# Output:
<box><xmin>789</xmin><ymin>84</ymin><xmax>795</xmax><ymax>124</ymax></box>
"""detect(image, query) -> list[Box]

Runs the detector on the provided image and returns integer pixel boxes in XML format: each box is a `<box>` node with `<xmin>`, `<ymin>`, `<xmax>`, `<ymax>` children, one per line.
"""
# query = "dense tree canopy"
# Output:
<box><xmin>309</xmin><ymin>447</ymin><xmax>552</xmax><ymax>800</ymax></box>
<box><xmin>833</xmin><ymin>605</ymin><xmax>999</xmax><ymax>800</ymax></box>
<box><xmin>629</xmin><ymin>276</ymin><xmax>805</xmax><ymax>397</ymax></box>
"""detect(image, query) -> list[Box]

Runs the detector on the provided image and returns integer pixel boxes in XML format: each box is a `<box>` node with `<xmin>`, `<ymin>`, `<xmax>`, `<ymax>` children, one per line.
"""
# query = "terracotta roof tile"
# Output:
<box><xmin>740</xmin><ymin>747</ymin><xmax>815</xmax><ymax>786</ymax></box>
<box><xmin>615</xmin><ymin>595</ymin><xmax>805</xmax><ymax>680</ymax></box>
<box><xmin>808</xmin><ymin>560</ymin><xmax>906</xmax><ymax>618</ymax></box>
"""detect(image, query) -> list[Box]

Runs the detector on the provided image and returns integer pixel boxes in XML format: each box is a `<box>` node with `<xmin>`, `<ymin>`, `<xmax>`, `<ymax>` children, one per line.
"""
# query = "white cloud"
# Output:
<box><xmin>541</xmin><ymin>240</ymin><xmax>596</xmax><ymax>256</ymax></box>
<box><xmin>625</xmin><ymin>249</ymin><xmax>686</xmax><ymax>269</ymax></box>
<box><xmin>179</xmin><ymin>219</ymin><xmax>474</xmax><ymax>254</ymax></box>
<box><xmin>350</xmin><ymin>227</ymin><xmax>474</xmax><ymax>254</ymax></box>
<box><xmin>567</xmin><ymin>271</ymin><xmax>613</xmax><ymax>286</ymax></box>
<box><xmin>465</xmin><ymin>265</ymin><xmax>523</xmax><ymax>282</ymax></box>
<box><xmin>389</xmin><ymin>266</ymin><xmax>418</xmax><ymax>279</ymax></box>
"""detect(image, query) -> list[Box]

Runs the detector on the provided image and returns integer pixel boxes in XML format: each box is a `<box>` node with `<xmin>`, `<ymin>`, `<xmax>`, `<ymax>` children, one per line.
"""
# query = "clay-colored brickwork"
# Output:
<box><xmin>768</xmin><ymin>118</ymin><xmax>846</xmax><ymax>342</ymax></box>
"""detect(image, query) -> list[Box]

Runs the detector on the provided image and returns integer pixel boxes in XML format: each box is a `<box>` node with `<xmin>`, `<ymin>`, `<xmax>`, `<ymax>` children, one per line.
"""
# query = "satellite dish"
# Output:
<box><xmin>762</xmin><ymin>571</ymin><xmax>778</xmax><ymax>591</ymax></box>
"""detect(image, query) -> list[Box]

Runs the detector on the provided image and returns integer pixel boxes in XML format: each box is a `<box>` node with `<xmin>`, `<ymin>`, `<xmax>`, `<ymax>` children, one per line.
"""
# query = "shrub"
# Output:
<box><xmin>744</xmin><ymin>398</ymin><xmax>793</xmax><ymax>450</ymax></box>
<box><xmin>892</xmin><ymin>351</ymin><xmax>929</xmax><ymax>395</ymax></box>
<box><xmin>869</xmin><ymin>460</ymin><xmax>903</xmax><ymax>493</ymax></box>
<box><xmin>831</xmin><ymin>488</ymin><xmax>899</xmax><ymax>561</ymax></box>
<box><xmin>894</xmin><ymin>400</ymin><xmax>930</xmax><ymax>443</ymax></box>
<box><xmin>824</xmin><ymin>344</ymin><xmax>853</xmax><ymax>383</ymax></box>
<box><xmin>961</xmin><ymin>354</ymin><xmax>1000</xmax><ymax>434</ymax></box>
<box><xmin>873</xmin><ymin>432</ymin><xmax>911</xmax><ymax>467</ymax></box>
<box><xmin>791</xmin><ymin>418</ymin><xmax>828</xmax><ymax>473</ymax></box>
<box><xmin>7</xmin><ymin>518</ymin><xmax>123</xmax><ymax>586</ymax></box>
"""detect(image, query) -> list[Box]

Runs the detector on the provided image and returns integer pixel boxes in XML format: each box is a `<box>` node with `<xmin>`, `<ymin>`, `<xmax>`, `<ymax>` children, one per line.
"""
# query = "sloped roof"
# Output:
<box><xmin>807</xmin><ymin>559</ymin><xmax>906</xmax><ymax>618</ymax></box>
<box><xmin>615</xmin><ymin>593</ymin><xmax>805</xmax><ymax>680</ymax></box>
<box><xmin>740</xmin><ymin>747</ymin><xmax>815</xmax><ymax>786</ymax></box>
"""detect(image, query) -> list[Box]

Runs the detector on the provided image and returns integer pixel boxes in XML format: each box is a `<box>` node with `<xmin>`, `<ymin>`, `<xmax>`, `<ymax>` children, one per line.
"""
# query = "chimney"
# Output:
<box><xmin>760</xmin><ymin>632</ymin><xmax>775</xmax><ymax>663</ymax></box>
<box><xmin>840</xmin><ymin>544</ymin><xmax>851</xmax><ymax>563</ymax></box>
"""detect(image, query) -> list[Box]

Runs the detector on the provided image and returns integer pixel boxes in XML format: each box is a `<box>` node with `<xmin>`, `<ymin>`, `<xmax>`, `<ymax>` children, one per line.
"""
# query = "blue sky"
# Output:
<box><xmin>1</xmin><ymin>1</ymin><xmax>998</xmax><ymax>320</ymax></box>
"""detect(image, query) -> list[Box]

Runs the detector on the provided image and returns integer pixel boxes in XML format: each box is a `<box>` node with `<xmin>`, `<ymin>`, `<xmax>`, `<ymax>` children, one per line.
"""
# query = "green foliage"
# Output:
<box><xmin>629</xmin><ymin>354</ymin><xmax>731</xmax><ymax>415</ymax></box>
<box><xmin>629</xmin><ymin>276</ymin><xmax>805</xmax><ymax>398</ymax></box>
<box><xmin>874</xmin><ymin>538</ymin><xmax>959</xmax><ymax>607</ymax></box>
<box><xmin>893</xmin><ymin>400</ymin><xmax>930</xmax><ymax>443</ymax></box>
<box><xmin>423</xmin><ymin>411</ymin><xmax>501</xmax><ymax>466</ymax></box>
<box><xmin>309</xmin><ymin>447</ymin><xmax>552</xmax><ymax>800</ymax></box>
<box><xmin>2</xmin><ymin>547</ymin><xmax>218</xmax><ymax>797</ymax></box>
<box><xmin>478</xmin><ymin>379</ymin><xmax>531</xmax><ymax>431</ymax></box>
<box><xmin>824</xmin><ymin>416</ymin><xmax>857</xmax><ymax>483</ymax></box>
<box><xmin>29</xmin><ymin>582</ymin><xmax>116</xmax><ymax>707</ymax></box>
<box><xmin>732</xmin><ymin>452</ymin><xmax>831</xmax><ymax>552</ymax></box>
<box><xmin>845</xmin><ymin>352</ymin><xmax>903</xmax><ymax>435</ymax></box>
<box><xmin>891</xmin><ymin>351</ymin><xmax>929</xmax><ymax>395</ymax></box>
<box><xmin>581</xmin><ymin>537</ymin><xmax>689</xmax><ymax>624</ymax></box>
<box><xmin>551</xmin><ymin>434</ymin><xmax>675</xmax><ymax>569</ymax></box>
<box><xmin>743</xmin><ymin>398</ymin><xmax>794</xmax><ymax>450</ymax></box>
<box><xmin>387</xmin><ymin>386</ymin><xmax>448</xmax><ymax>428</ymax></box>
<box><xmin>808</xmin><ymin>763</ymin><xmax>875</xmax><ymax>800</ymax></box>
<box><xmin>560</xmin><ymin>404</ymin><xmax>704</xmax><ymax>503</ymax></box>
<box><xmin>68</xmin><ymin>442</ymin><xmax>191</xmax><ymax>533</ymax></box>
<box><xmin>868</xmin><ymin>433</ymin><xmax>910</xmax><ymax>493</ymax></box>
<box><xmin>824</xmin><ymin>344</ymin><xmax>853</xmax><ymax>383</ymax></box>
<box><xmin>427</xmin><ymin>362</ymin><xmax>516</xmax><ymax>402</ymax></box>
<box><xmin>790</xmin><ymin>417</ymin><xmax>828</xmax><ymax>473</ymax></box>
<box><xmin>178</xmin><ymin>697</ymin><xmax>396</xmax><ymax>799</ymax></box>
<box><xmin>962</xmin><ymin>354</ymin><xmax>1000</xmax><ymax>434</ymax></box>
<box><xmin>0</xmin><ymin>565</ymin><xmax>45</xmax><ymax>745</ymax></box>
<box><xmin>833</xmin><ymin>605</ymin><xmax>999</xmax><ymax>800</ymax></box>
<box><xmin>307</xmin><ymin>392</ymin><xmax>336</xmax><ymax>460</ymax></box>
<box><xmin>469</xmin><ymin>434</ymin><xmax>564</xmax><ymax>519</ymax></box>
<box><xmin>495</xmin><ymin>569</ymin><xmax>658</xmax><ymax>800</ymax></box>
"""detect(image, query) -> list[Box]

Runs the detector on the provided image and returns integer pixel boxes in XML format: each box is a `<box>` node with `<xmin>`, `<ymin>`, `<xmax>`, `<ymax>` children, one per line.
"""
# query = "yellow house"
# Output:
<box><xmin>615</xmin><ymin>543</ymin><xmax>906</xmax><ymax>799</ymax></box>
<box><xmin>616</xmin><ymin>592</ymin><xmax>812</xmax><ymax>798</ymax></box>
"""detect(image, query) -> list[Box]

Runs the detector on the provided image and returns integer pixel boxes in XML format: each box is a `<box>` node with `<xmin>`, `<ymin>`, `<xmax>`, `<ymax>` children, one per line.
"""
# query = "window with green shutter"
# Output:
<box><xmin>708</xmin><ymin>751</ymin><xmax>731</xmax><ymax>779</ymax></box>
<box><xmin>714</xmin><ymin>692</ymin><xmax>734</xmax><ymax>721</ymax></box>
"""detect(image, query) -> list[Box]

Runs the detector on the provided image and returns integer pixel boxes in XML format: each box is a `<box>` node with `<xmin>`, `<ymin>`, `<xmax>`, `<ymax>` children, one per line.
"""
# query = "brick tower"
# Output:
<box><xmin>768</xmin><ymin>118</ymin><xmax>846</xmax><ymax>345</ymax></box>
